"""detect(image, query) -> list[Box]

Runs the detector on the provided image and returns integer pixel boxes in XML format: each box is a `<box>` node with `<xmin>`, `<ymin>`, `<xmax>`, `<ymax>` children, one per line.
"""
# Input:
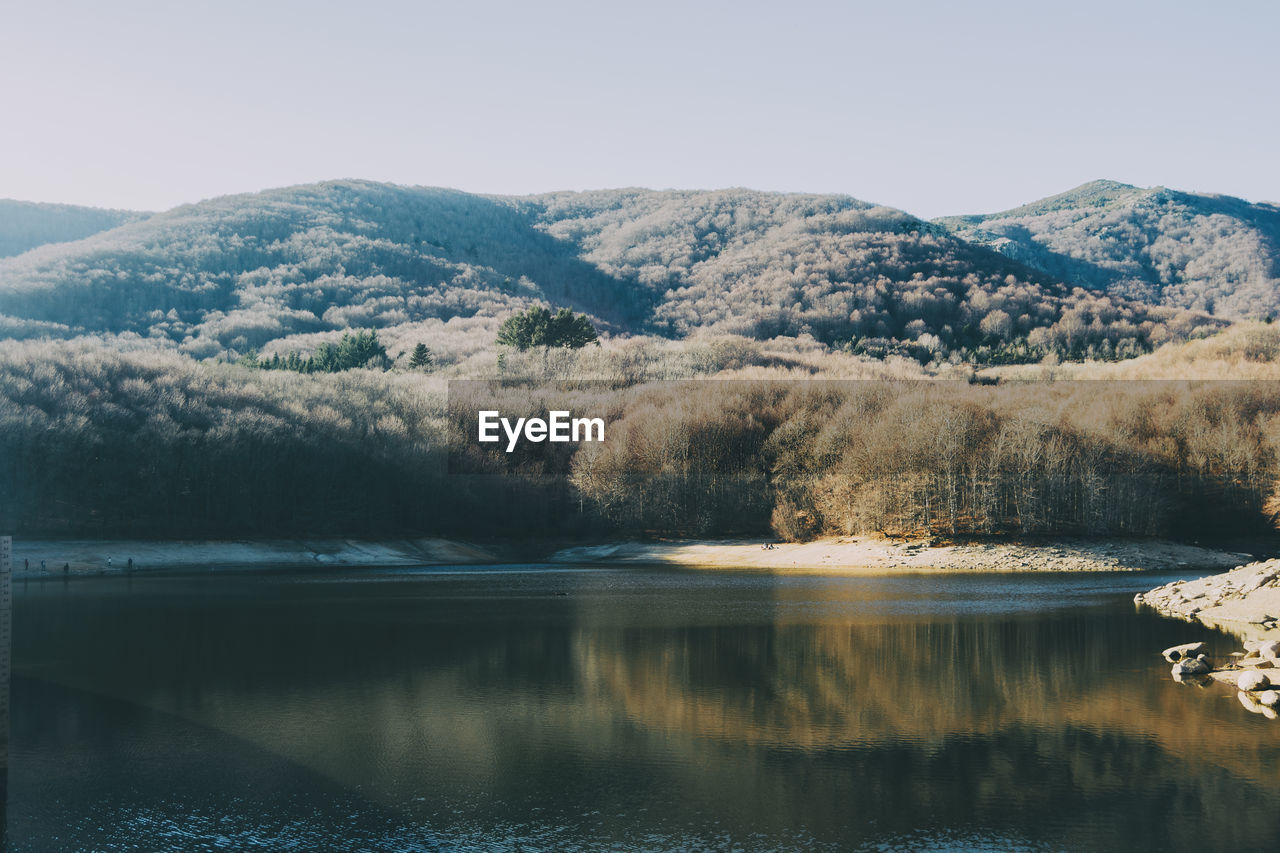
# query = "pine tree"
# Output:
<box><xmin>496</xmin><ymin>306</ymin><xmax>598</xmax><ymax>350</ymax></box>
<box><xmin>409</xmin><ymin>342</ymin><xmax>433</xmax><ymax>370</ymax></box>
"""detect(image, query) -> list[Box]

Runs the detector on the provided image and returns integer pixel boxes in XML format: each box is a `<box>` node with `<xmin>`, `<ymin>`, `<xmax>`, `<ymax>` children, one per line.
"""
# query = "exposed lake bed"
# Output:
<box><xmin>7</xmin><ymin>563</ymin><xmax>1280</xmax><ymax>851</ymax></box>
<box><xmin>9</xmin><ymin>536</ymin><xmax>1252</xmax><ymax>577</ymax></box>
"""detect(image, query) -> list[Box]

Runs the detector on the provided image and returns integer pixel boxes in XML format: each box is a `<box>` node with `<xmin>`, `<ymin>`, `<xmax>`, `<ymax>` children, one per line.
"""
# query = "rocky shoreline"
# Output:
<box><xmin>1134</xmin><ymin>558</ymin><xmax>1280</xmax><ymax>641</ymax></box>
<box><xmin>1159</xmin><ymin>638</ymin><xmax>1280</xmax><ymax>719</ymax></box>
<box><xmin>1138</xmin><ymin>559</ymin><xmax>1280</xmax><ymax>720</ymax></box>
<box><xmin>7</xmin><ymin>538</ymin><xmax>505</xmax><ymax>576</ymax></box>
<box><xmin>7</xmin><ymin>536</ymin><xmax>1250</xmax><ymax>578</ymax></box>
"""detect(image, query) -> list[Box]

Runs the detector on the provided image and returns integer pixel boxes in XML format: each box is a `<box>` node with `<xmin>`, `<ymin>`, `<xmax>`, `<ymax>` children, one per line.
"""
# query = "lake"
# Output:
<box><xmin>7</xmin><ymin>566</ymin><xmax>1280</xmax><ymax>851</ymax></box>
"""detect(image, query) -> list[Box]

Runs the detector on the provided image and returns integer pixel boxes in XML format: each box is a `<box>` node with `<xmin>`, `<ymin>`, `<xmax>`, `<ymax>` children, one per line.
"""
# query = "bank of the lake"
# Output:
<box><xmin>552</xmin><ymin>537</ymin><xmax>1250</xmax><ymax>575</ymax></box>
<box><xmin>8</xmin><ymin>537</ymin><xmax>506</xmax><ymax>576</ymax></box>
<box><xmin>1137</xmin><ymin>558</ymin><xmax>1280</xmax><ymax>643</ymax></box>
<box><xmin>8</xmin><ymin>535</ymin><xmax>1252</xmax><ymax>578</ymax></box>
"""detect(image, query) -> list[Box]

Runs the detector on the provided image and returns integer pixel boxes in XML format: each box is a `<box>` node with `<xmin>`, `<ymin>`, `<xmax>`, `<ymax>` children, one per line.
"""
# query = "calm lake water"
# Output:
<box><xmin>7</xmin><ymin>566</ymin><xmax>1280</xmax><ymax>852</ymax></box>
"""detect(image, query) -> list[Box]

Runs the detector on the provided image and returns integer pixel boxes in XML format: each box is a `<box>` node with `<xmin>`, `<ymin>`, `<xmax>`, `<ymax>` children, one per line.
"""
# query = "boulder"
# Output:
<box><xmin>1172</xmin><ymin>658</ymin><xmax>1210</xmax><ymax>678</ymax></box>
<box><xmin>1259</xmin><ymin>640</ymin><xmax>1280</xmax><ymax>661</ymax></box>
<box><xmin>1239</xmin><ymin>670</ymin><xmax>1272</xmax><ymax>691</ymax></box>
<box><xmin>1260</xmin><ymin>690</ymin><xmax>1280</xmax><ymax>707</ymax></box>
<box><xmin>1161</xmin><ymin>642</ymin><xmax>1207</xmax><ymax>662</ymax></box>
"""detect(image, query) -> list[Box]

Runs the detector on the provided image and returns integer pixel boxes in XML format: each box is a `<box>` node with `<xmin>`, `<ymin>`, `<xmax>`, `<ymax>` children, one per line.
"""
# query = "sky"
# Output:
<box><xmin>2</xmin><ymin>0</ymin><xmax>1277</xmax><ymax>218</ymax></box>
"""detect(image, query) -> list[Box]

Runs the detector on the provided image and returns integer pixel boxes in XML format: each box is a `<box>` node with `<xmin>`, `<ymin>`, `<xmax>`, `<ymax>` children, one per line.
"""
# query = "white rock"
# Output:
<box><xmin>1259</xmin><ymin>690</ymin><xmax>1280</xmax><ymax>707</ymax></box>
<box><xmin>1239</xmin><ymin>670</ymin><xmax>1272</xmax><ymax>691</ymax></box>
<box><xmin>1259</xmin><ymin>641</ymin><xmax>1280</xmax><ymax>661</ymax></box>
<box><xmin>1161</xmin><ymin>642</ymin><xmax>1207</xmax><ymax>662</ymax></box>
<box><xmin>1172</xmin><ymin>658</ymin><xmax>1210</xmax><ymax>677</ymax></box>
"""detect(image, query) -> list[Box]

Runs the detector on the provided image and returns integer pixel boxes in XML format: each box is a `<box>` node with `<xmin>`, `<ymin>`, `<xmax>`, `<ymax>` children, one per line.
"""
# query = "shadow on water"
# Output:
<box><xmin>7</xmin><ymin>677</ymin><xmax>424</xmax><ymax>852</ymax></box>
<box><xmin>8</xmin><ymin>567</ymin><xmax>1280</xmax><ymax>851</ymax></box>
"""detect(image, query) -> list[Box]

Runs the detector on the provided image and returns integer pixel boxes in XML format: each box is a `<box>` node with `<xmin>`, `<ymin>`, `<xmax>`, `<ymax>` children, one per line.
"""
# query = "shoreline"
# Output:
<box><xmin>7</xmin><ymin>538</ymin><xmax>507</xmax><ymax>577</ymax></box>
<box><xmin>1136</xmin><ymin>559</ymin><xmax>1280</xmax><ymax>643</ymax></box>
<box><xmin>6</xmin><ymin>535</ymin><xmax>1253</xmax><ymax>579</ymax></box>
<box><xmin>552</xmin><ymin>537</ymin><xmax>1248</xmax><ymax>574</ymax></box>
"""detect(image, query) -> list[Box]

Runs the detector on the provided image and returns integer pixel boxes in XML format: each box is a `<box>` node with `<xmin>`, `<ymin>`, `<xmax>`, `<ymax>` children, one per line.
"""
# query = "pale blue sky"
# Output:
<box><xmin>2</xmin><ymin>0</ymin><xmax>1276</xmax><ymax>218</ymax></box>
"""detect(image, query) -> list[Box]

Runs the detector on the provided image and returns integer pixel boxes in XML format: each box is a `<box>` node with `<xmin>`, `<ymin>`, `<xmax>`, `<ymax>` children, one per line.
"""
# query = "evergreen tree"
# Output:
<box><xmin>496</xmin><ymin>306</ymin><xmax>598</xmax><ymax>350</ymax></box>
<box><xmin>409</xmin><ymin>342</ymin><xmax>433</xmax><ymax>369</ymax></box>
<box><xmin>263</xmin><ymin>330</ymin><xmax>392</xmax><ymax>374</ymax></box>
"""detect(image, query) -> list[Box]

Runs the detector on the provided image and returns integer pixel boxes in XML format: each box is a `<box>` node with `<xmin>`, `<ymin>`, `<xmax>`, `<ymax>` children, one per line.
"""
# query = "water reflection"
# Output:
<box><xmin>9</xmin><ymin>568</ymin><xmax>1280</xmax><ymax>851</ymax></box>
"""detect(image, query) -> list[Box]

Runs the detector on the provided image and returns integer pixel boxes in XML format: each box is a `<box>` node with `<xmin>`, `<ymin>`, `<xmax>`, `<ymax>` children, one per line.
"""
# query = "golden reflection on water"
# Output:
<box><xmin>12</xmin><ymin>569</ymin><xmax>1280</xmax><ymax>850</ymax></box>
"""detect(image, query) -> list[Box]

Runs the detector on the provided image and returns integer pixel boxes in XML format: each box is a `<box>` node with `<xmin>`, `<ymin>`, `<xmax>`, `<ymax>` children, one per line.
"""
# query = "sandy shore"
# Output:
<box><xmin>8</xmin><ymin>538</ymin><xmax>503</xmax><ymax>577</ymax></box>
<box><xmin>5</xmin><ymin>535</ymin><xmax>1253</xmax><ymax>579</ymax></box>
<box><xmin>1136</xmin><ymin>559</ymin><xmax>1280</xmax><ymax>642</ymax></box>
<box><xmin>550</xmin><ymin>537</ymin><xmax>1250</xmax><ymax>574</ymax></box>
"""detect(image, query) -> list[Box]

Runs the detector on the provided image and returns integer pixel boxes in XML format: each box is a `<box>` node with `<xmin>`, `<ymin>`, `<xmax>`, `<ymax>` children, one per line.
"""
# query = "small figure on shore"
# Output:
<box><xmin>63</xmin><ymin>563</ymin><xmax>69</xmax><ymax>573</ymax></box>
<box><xmin>107</xmin><ymin>557</ymin><xmax>112</xmax><ymax>569</ymax></box>
<box><xmin>24</xmin><ymin>559</ymin><xmax>28</xmax><ymax>571</ymax></box>
<box><xmin>41</xmin><ymin>559</ymin><xmax>46</xmax><ymax>571</ymax></box>
<box><xmin>127</xmin><ymin>557</ymin><xmax>133</xmax><ymax>571</ymax></box>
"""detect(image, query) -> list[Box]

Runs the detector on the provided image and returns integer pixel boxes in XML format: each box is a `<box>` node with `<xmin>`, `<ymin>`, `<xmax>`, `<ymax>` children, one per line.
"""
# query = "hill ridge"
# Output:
<box><xmin>0</xmin><ymin>180</ymin><xmax>1225</xmax><ymax>364</ymax></box>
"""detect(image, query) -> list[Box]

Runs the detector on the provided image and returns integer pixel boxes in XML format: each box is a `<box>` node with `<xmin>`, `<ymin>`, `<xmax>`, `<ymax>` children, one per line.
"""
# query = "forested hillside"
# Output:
<box><xmin>4</xmin><ymin>335</ymin><xmax>1278</xmax><ymax>542</ymax></box>
<box><xmin>522</xmin><ymin>188</ymin><xmax>1210</xmax><ymax>361</ymax></box>
<box><xmin>936</xmin><ymin>180</ymin><xmax>1280</xmax><ymax>318</ymax></box>
<box><xmin>5</xmin><ymin>178</ymin><xmax>1276</xmax><ymax>542</ymax></box>
<box><xmin>0</xmin><ymin>199</ymin><xmax>148</xmax><ymax>258</ymax></box>
<box><xmin>0</xmin><ymin>181</ymin><xmax>1218</xmax><ymax>364</ymax></box>
<box><xmin>0</xmin><ymin>183</ymin><xmax>646</xmax><ymax>357</ymax></box>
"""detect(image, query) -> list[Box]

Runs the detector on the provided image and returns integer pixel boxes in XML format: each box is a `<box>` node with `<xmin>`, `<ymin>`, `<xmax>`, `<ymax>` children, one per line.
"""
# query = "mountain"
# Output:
<box><xmin>935</xmin><ymin>180</ymin><xmax>1280</xmax><ymax>318</ymax></box>
<box><xmin>0</xmin><ymin>181</ymin><xmax>1216</xmax><ymax>362</ymax></box>
<box><xmin>0</xmin><ymin>199</ymin><xmax>149</xmax><ymax>258</ymax></box>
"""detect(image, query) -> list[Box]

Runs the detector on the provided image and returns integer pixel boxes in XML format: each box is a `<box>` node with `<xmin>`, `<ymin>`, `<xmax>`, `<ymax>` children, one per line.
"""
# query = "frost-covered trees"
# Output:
<box><xmin>0</xmin><ymin>181</ymin><xmax>1228</xmax><ymax>366</ymax></box>
<box><xmin>937</xmin><ymin>180</ymin><xmax>1280</xmax><ymax>319</ymax></box>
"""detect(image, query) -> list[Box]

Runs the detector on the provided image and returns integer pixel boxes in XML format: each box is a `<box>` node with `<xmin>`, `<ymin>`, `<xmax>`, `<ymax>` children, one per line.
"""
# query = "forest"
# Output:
<box><xmin>0</xmin><ymin>199</ymin><xmax>147</xmax><ymax>259</ymax></box>
<box><xmin>937</xmin><ymin>180</ymin><xmax>1280</xmax><ymax>319</ymax></box>
<box><xmin>2</xmin><ymin>180</ymin><xmax>1279</xmax><ymax>546</ymax></box>
<box><xmin>0</xmin><ymin>181</ymin><xmax>1231</xmax><ymax>367</ymax></box>
<box><xmin>4</xmin><ymin>331</ymin><xmax>1280</xmax><ymax>545</ymax></box>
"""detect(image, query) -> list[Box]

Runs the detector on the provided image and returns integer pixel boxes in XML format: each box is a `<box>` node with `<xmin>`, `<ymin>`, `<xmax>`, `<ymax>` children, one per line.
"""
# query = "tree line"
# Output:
<box><xmin>4</xmin><ymin>336</ymin><xmax>1277</xmax><ymax>546</ymax></box>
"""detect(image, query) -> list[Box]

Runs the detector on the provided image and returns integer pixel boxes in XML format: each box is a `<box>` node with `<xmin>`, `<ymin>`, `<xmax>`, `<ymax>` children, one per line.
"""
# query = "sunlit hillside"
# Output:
<box><xmin>987</xmin><ymin>321</ymin><xmax>1280</xmax><ymax>380</ymax></box>
<box><xmin>937</xmin><ymin>180</ymin><xmax>1280</xmax><ymax>318</ymax></box>
<box><xmin>0</xmin><ymin>181</ymin><xmax>1217</xmax><ymax>365</ymax></box>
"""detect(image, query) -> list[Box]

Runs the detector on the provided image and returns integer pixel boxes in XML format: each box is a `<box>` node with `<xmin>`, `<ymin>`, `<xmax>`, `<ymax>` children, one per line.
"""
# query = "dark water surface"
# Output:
<box><xmin>7</xmin><ymin>567</ymin><xmax>1280</xmax><ymax>852</ymax></box>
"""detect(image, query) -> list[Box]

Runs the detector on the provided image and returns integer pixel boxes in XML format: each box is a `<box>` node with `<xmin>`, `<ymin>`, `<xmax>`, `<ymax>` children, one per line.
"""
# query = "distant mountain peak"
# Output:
<box><xmin>964</xmin><ymin>180</ymin><xmax>1146</xmax><ymax>222</ymax></box>
<box><xmin>0</xmin><ymin>199</ymin><xmax>150</xmax><ymax>258</ymax></box>
<box><xmin>934</xmin><ymin>180</ymin><xmax>1280</xmax><ymax>318</ymax></box>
